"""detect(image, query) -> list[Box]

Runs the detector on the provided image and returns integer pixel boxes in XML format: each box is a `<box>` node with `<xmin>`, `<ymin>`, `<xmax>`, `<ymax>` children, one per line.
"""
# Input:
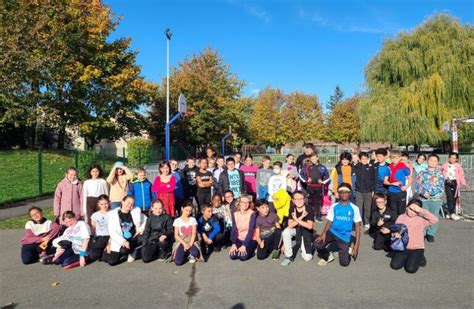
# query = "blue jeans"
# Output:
<box><xmin>422</xmin><ymin>200</ymin><xmax>441</xmax><ymax>236</ymax></box>
<box><xmin>229</xmin><ymin>239</ymin><xmax>257</xmax><ymax>261</ymax></box>
<box><xmin>174</xmin><ymin>244</ymin><xmax>200</xmax><ymax>266</ymax></box>
<box><xmin>53</xmin><ymin>248</ymin><xmax>79</xmax><ymax>267</ymax></box>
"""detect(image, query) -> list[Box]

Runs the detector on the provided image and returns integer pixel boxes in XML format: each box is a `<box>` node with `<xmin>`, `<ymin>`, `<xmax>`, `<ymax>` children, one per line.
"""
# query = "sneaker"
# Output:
<box><xmin>364</xmin><ymin>224</ymin><xmax>370</xmax><ymax>230</ymax></box>
<box><xmin>445</xmin><ymin>214</ymin><xmax>451</xmax><ymax>219</ymax></box>
<box><xmin>420</xmin><ymin>256</ymin><xmax>427</xmax><ymax>267</ymax></box>
<box><xmin>39</xmin><ymin>252</ymin><xmax>48</xmax><ymax>263</ymax></box>
<box><xmin>451</xmin><ymin>214</ymin><xmax>461</xmax><ymax>221</ymax></box>
<box><xmin>318</xmin><ymin>259</ymin><xmax>328</xmax><ymax>266</ymax></box>
<box><xmin>271</xmin><ymin>249</ymin><xmax>280</xmax><ymax>260</ymax></box>
<box><xmin>280</xmin><ymin>258</ymin><xmax>292</xmax><ymax>267</ymax></box>
<box><xmin>426</xmin><ymin>235</ymin><xmax>435</xmax><ymax>242</ymax></box>
<box><xmin>127</xmin><ymin>255</ymin><xmax>136</xmax><ymax>263</ymax></box>
<box><xmin>188</xmin><ymin>255</ymin><xmax>196</xmax><ymax>264</ymax></box>
<box><xmin>41</xmin><ymin>255</ymin><xmax>54</xmax><ymax>265</ymax></box>
<box><xmin>348</xmin><ymin>247</ymin><xmax>353</xmax><ymax>256</ymax></box>
<box><xmin>318</xmin><ymin>252</ymin><xmax>335</xmax><ymax>266</ymax></box>
<box><xmin>315</xmin><ymin>217</ymin><xmax>323</xmax><ymax>223</ymax></box>
<box><xmin>214</xmin><ymin>246</ymin><xmax>222</xmax><ymax>252</ymax></box>
<box><xmin>157</xmin><ymin>252</ymin><xmax>166</xmax><ymax>262</ymax></box>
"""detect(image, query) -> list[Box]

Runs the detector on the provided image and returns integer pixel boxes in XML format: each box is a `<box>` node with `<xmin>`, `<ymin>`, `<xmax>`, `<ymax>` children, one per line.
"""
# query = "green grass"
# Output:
<box><xmin>0</xmin><ymin>208</ymin><xmax>54</xmax><ymax>229</ymax></box>
<box><xmin>0</xmin><ymin>150</ymin><xmax>118</xmax><ymax>205</ymax></box>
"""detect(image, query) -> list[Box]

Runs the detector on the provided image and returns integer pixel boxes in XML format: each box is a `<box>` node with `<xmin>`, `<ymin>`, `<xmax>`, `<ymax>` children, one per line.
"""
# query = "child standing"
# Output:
<box><xmin>255</xmin><ymin>200</ymin><xmax>281</xmax><ymax>260</ymax></box>
<box><xmin>229</xmin><ymin>195</ymin><xmax>257</xmax><ymax>261</ymax></box>
<box><xmin>390</xmin><ymin>199</ymin><xmax>438</xmax><ymax>274</ymax></box>
<box><xmin>316</xmin><ymin>183</ymin><xmax>362</xmax><ymax>267</ymax></box>
<box><xmin>172</xmin><ymin>201</ymin><xmax>201</xmax><ymax>265</ymax></box>
<box><xmin>170</xmin><ymin>159</ymin><xmax>185</xmax><ymax>208</ymax></box>
<box><xmin>369</xmin><ymin>194</ymin><xmax>393</xmax><ymax>251</ymax></box>
<box><xmin>212</xmin><ymin>156</ymin><xmax>226</xmax><ymax>195</ymax></box>
<box><xmin>52</xmin><ymin>211</ymin><xmax>91</xmax><ymax>269</ymax></box>
<box><xmin>88</xmin><ymin>194</ymin><xmax>110</xmax><ymax>262</ymax></box>
<box><xmin>280</xmin><ymin>191</ymin><xmax>315</xmax><ymax>266</ymax></box>
<box><xmin>332</xmin><ymin>152</ymin><xmax>356</xmax><ymax>201</ymax></box>
<box><xmin>354</xmin><ymin>152</ymin><xmax>375</xmax><ymax>229</ymax></box>
<box><xmin>441</xmin><ymin>152</ymin><xmax>468</xmax><ymax>221</ymax></box>
<box><xmin>195</xmin><ymin>158</ymin><xmax>213</xmax><ymax>208</ymax></box>
<box><xmin>304</xmin><ymin>153</ymin><xmax>329</xmax><ymax>223</ymax></box>
<box><xmin>82</xmin><ymin>163</ymin><xmax>109</xmax><ymax>224</ymax></box>
<box><xmin>240</xmin><ymin>154</ymin><xmax>258</xmax><ymax>200</ymax></box>
<box><xmin>415</xmin><ymin>154</ymin><xmax>444</xmax><ymax>242</ymax></box>
<box><xmin>106</xmin><ymin>161</ymin><xmax>133</xmax><ymax>209</ymax></box>
<box><xmin>373</xmin><ymin>148</ymin><xmax>390</xmax><ymax>195</ymax></box>
<box><xmin>20</xmin><ymin>206</ymin><xmax>60</xmax><ymax>264</ymax></box>
<box><xmin>182</xmin><ymin>156</ymin><xmax>198</xmax><ymax>202</ymax></box>
<box><xmin>104</xmin><ymin>195</ymin><xmax>147</xmax><ymax>266</ymax></box>
<box><xmin>413</xmin><ymin>153</ymin><xmax>428</xmax><ymax>174</ymax></box>
<box><xmin>256</xmin><ymin>156</ymin><xmax>273</xmax><ymax>200</ymax></box>
<box><xmin>198</xmin><ymin>204</ymin><xmax>223</xmax><ymax>259</ymax></box>
<box><xmin>128</xmin><ymin>167</ymin><xmax>155</xmax><ymax>213</ymax></box>
<box><xmin>152</xmin><ymin>161</ymin><xmax>177</xmax><ymax>217</ymax></box>
<box><xmin>54</xmin><ymin>167</ymin><xmax>83</xmax><ymax>224</ymax></box>
<box><xmin>219</xmin><ymin>157</ymin><xmax>247</xmax><ymax>199</ymax></box>
<box><xmin>267</xmin><ymin>162</ymin><xmax>287</xmax><ymax>205</ymax></box>
<box><xmin>141</xmin><ymin>199</ymin><xmax>173</xmax><ymax>263</ymax></box>
<box><xmin>384</xmin><ymin>150</ymin><xmax>412</xmax><ymax>219</ymax></box>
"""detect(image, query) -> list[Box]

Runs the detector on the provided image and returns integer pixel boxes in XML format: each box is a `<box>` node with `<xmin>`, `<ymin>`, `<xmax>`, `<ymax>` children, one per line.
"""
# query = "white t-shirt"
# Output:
<box><xmin>267</xmin><ymin>175</ymin><xmax>287</xmax><ymax>202</ymax></box>
<box><xmin>53</xmin><ymin>221</ymin><xmax>91</xmax><ymax>254</ymax></box>
<box><xmin>173</xmin><ymin>217</ymin><xmax>197</xmax><ymax>238</ymax></box>
<box><xmin>91</xmin><ymin>211</ymin><xmax>109</xmax><ymax>236</ymax></box>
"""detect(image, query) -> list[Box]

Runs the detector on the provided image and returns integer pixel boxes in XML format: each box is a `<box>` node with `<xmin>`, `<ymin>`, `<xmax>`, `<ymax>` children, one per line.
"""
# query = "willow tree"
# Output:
<box><xmin>360</xmin><ymin>14</ymin><xmax>473</xmax><ymax>145</ymax></box>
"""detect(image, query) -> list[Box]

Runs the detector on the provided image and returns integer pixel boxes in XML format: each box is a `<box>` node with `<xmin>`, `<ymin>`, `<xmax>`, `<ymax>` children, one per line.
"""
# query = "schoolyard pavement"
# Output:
<box><xmin>0</xmin><ymin>219</ymin><xmax>473</xmax><ymax>309</ymax></box>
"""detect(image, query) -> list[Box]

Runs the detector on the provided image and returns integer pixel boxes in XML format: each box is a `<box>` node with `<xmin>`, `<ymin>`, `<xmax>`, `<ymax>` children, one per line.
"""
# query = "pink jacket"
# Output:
<box><xmin>53</xmin><ymin>178</ymin><xmax>83</xmax><ymax>223</ymax></box>
<box><xmin>441</xmin><ymin>162</ymin><xmax>467</xmax><ymax>197</ymax></box>
<box><xmin>396</xmin><ymin>209</ymin><xmax>438</xmax><ymax>250</ymax></box>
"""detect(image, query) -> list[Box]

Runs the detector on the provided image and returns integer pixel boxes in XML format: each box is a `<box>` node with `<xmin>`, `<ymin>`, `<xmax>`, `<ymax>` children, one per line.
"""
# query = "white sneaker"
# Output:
<box><xmin>451</xmin><ymin>214</ymin><xmax>461</xmax><ymax>221</ymax></box>
<box><xmin>364</xmin><ymin>224</ymin><xmax>370</xmax><ymax>230</ymax></box>
<box><xmin>445</xmin><ymin>214</ymin><xmax>450</xmax><ymax>219</ymax></box>
<box><xmin>188</xmin><ymin>255</ymin><xmax>196</xmax><ymax>264</ymax></box>
<box><xmin>127</xmin><ymin>255</ymin><xmax>136</xmax><ymax>263</ymax></box>
<box><xmin>348</xmin><ymin>247</ymin><xmax>353</xmax><ymax>256</ymax></box>
<box><xmin>318</xmin><ymin>252</ymin><xmax>335</xmax><ymax>266</ymax></box>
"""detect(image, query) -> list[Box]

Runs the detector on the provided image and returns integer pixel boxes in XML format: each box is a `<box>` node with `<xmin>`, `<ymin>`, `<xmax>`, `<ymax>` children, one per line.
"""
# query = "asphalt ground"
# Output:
<box><xmin>1</xmin><ymin>218</ymin><xmax>473</xmax><ymax>309</ymax></box>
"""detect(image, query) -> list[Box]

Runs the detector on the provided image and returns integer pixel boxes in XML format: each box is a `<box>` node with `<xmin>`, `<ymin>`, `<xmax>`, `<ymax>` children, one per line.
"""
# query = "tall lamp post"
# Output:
<box><xmin>165</xmin><ymin>28</ymin><xmax>172</xmax><ymax>123</ymax></box>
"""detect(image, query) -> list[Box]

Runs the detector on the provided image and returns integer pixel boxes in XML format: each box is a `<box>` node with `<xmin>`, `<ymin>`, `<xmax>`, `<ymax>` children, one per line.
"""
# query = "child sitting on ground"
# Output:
<box><xmin>229</xmin><ymin>195</ymin><xmax>258</xmax><ymax>261</ymax></box>
<box><xmin>52</xmin><ymin>211</ymin><xmax>91</xmax><ymax>269</ymax></box>
<box><xmin>198</xmin><ymin>204</ymin><xmax>223</xmax><ymax>260</ymax></box>
<box><xmin>211</xmin><ymin>193</ymin><xmax>232</xmax><ymax>244</ymax></box>
<box><xmin>255</xmin><ymin>200</ymin><xmax>281</xmax><ymax>260</ymax></box>
<box><xmin>141</xmin><ymin>199</ymin><xmax>173</xmax><ymax>263</ymax></box>
<box><xmin>88</xmin><ymin>194</ymin><xmax>111</xmax><ymax>262</ymax></box>
<box><xmin>172</xmin><ymin>201</ymin><xmax>202</xmax><ymax>265</ymax></box>
<box><xmin>20</xmin><ymin>206</ymin><xmax>60</xmax><ymax>265</ymax></box>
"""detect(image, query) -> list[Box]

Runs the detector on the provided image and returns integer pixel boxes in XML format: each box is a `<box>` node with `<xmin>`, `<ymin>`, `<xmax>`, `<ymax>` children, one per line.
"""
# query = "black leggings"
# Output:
<box><xmin>88</xmin><ymin>236</ymin><xmax>110</xmax><ymax>262</ymax></box>
<box><xmin>445</xmin><ymin>180</ymin><xmax>457</xmax><ymax>215</ymax></box>
<box><xmin>257</xmin><ymin>229</ymin><xmax>282</xmax><ymax>260</ymax></box>
<box><xmin>141</xmin><ymin>239</ymin><xmax>170</xmax><ymax>263</ymax></box>
<box><xmin>103</xmin><ymin>236</ymin><xmax>142</xmax><ymax>266</ymax></box>
<box><xmin>307</xmin><ymin>186</ymin><xmax>323</xmax><ymax>219</ymax></box>
<box><xmin>390</xmin><ymin>249</ymin><xmax>424</xmax><ymax>274</ymax></box>
<box><xmin>388</xmin><ymin>191</ymin><xmax>407</xmax><ymax>220</ymax></box>
<box><xmin>372</xmin><ymin>231</ymin><xmax>391</xmax><ymax>251</ymax></box>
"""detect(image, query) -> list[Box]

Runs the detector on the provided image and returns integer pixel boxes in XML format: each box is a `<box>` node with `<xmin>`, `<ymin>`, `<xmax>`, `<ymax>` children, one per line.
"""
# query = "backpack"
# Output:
<box><xmin>390</xmin><ymin>224</ymin><xmax>409</xmax><ymax>252</ymax></box>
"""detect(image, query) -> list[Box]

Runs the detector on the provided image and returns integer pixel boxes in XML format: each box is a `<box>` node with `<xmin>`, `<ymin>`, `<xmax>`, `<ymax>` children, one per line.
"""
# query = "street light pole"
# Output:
<box><xmin>165</xmin><ymin>28</ymin><xmax>172</xmax><ymax>123</ymax></box>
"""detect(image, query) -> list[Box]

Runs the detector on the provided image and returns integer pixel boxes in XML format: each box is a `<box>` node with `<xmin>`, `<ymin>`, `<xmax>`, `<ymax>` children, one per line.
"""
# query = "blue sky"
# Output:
<box><xmin>105</xmin><ymin>0</ymin><xmax>473</xmax><ymax>109</ymax></box>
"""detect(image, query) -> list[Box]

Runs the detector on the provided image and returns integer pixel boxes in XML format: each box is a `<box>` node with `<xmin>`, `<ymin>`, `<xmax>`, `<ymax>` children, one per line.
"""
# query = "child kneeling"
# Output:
<box><xmin>255</xmin><ymin>200</ymin><xmax>281</xmax><ymax>260</ymax></box>
<box><xmin>316</xmin><ymin>183</ymin><xmax>361</xmax><ymax>267</ymax></box>
<box><xmin>52</xmin><ymin>211</ymin><xmax>91</xmax><ymax>269</ymax></box>
<box><xmin>390</xmin><ymin>198</ymin><xmax>438</xmax><ymax>274</ymax></box>
<box><xmin>172</xmin><ymin>201</ymin><xmax>202</xmax><ymax>265</ymax></box>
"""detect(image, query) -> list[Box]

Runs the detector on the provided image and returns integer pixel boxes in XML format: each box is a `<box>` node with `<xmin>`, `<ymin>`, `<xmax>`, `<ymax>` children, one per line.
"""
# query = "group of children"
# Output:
<box><xmin>20</xmin><ymin>145</ymin><xmax>468</xmax><ymax>274</ymax></box>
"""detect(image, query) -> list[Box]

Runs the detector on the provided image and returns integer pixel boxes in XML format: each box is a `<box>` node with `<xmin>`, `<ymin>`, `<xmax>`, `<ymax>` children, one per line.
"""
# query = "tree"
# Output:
<box><xmin>360</xmin><ymin>14</ymin><xmax>473</xmax><ymax>145</ymax></box>
<box><xmin>0</xmin><ymin>0</ymin><xmax>157</xmax><ymax>149</ymax></box>
<box><xmin>149</xmin><ymin>48</ymin><xmax>247</xmax><ymax>153</ymax></box>
<box><xmin>327</xmin><ymin>96</ymin><xmax>361</xmax><ymax>145</ymax></box>
<box><xmin>327</xmin><ymin>85</ymin><xmax>344</xmax><ymax>111</ymax></box>
<box><xmin>249</xmin><ymin>87</ymin><xmax>325</xmax><ymax>147</ymax></box>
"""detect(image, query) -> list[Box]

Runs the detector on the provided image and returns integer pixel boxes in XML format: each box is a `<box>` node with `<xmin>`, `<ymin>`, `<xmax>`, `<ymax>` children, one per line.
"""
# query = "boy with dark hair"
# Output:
<box><xmin>384</xmin><ymin>150</ymin><xmax>412</xmax><ymax>219</ymax></box>
<box><xmin>182</xmin><ymin>156</ymin><xmax>198</xmax><ymax>202</ymax></box>
<box><xmin>296</xmin><ymin>143</ymin><xmax>314</xmax><ymax>172</ymax></box>
<box><xmin>316</xmin><ymin>183</ymin><xmax>361</xmax><ymax>267</ymax></box>
<box><xmin>369</xmin><ymin>193</ymin><xmax>393</xmax><ymax>251</ymax></box>
<box><xmin>373</xmin><ymin>148</ymin><xmax>390</xmax><ymax>195</ymax></box>
<box><xmin>255</xmin><ymin>200</ymin><xmax>281</xmax><ymax>260</ymax></box>
<box><xmin>354</xmin><ymin>152</ymin><xmax>375</xmax><ymax>229</ymax></box>
<box><xmin>304</xmin><ymin>153</ymin><xmax>329</xmax><ymax>223</ymax></box>
<box><xmin>234</xmin><ymin>152</ymin><xmax>243</xmax><ymax>169</ymax></box>
<box><xmin>218</xmin><ymin>157</ymin><xmax>246</xmax><ymax>198</ymax></box>
<box><xmin>256</xmin><ymin>156</ymin><xmax>273</xmax><ymax>200</ymax></box>
<box><xmin>198</xmin><ymin>204</ymin><xmax>223</xmax><ymax>259</ymax></box>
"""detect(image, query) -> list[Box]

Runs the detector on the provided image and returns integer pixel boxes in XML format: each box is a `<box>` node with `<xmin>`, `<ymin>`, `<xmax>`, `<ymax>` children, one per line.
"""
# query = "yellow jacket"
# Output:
<box><xmin>272</xmin><ymin>189</ymin><xmax>291</xmax><ymax>224</ymax></box>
